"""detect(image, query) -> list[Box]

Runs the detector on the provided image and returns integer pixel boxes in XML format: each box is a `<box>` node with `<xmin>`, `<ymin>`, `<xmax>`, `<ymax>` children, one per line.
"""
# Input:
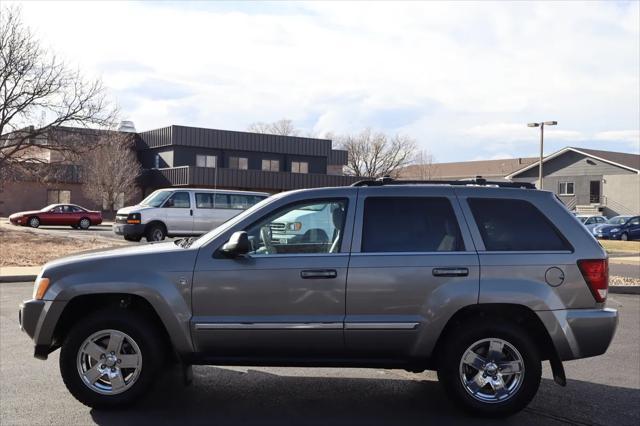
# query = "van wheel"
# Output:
<box><xmin>79</xmin><ymin>218</ymin><xmax>91</xmax><ymax>230</ymax></box>
<box><xmin>59</xmin><ymin>309</ymin><xmax>165</xmax><ymax>409</ymax></box>
<box><xmin>145</xmin><ymin>224</ymin><xmax>166</xmax><ymax>242</ymax></box>
<box><xmin>28</xmin><ymin>217</ymin><xmax>40</xmax><ymax>228</ymax></box>
<box><xmin>437</xmin><ymin>321</ymin><xmax>541</xmax><ymax>417</ymax></box>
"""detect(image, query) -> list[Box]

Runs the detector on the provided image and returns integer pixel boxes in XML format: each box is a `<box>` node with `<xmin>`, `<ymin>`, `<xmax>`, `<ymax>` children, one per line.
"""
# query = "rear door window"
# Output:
<box><xmin>468</xmin><ymin>198</ymin><xmax>571</xmax><ymax>251</ymax></box>
<box><xmin>361</xmin><ymin>197</ymin><xmax>464</xmax><ymax>253</ymax></box>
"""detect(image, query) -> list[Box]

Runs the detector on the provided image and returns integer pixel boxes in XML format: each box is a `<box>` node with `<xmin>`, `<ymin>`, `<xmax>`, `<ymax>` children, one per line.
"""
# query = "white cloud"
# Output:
<box><xmin>8</xmin><ymin>0</ymin><xmax>640</xmax><ymax>161</ymax></box>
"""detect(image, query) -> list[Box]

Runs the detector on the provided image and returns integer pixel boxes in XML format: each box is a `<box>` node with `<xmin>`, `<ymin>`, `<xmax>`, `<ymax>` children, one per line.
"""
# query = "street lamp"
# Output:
<box><xmin>527</xmin><ymin>121</ymin><xmax>557</xmax><ymax>189</ymax></box>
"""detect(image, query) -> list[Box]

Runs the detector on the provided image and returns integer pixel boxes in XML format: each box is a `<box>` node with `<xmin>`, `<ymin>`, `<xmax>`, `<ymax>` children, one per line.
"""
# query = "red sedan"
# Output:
<box><xmin>9</xmin><ymin>204</ymin><xmax>102</xmax><ymax>230</ymax></box>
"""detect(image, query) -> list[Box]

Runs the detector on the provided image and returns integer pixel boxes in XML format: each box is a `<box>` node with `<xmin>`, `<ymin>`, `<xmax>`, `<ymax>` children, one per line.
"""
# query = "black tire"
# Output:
<box><xmin>28</xmin><ymin>217</ymin><xmax>40</xmax><ymax>228</ymax></box>
<box><xmin>59</xmin><ymin>308</ymin><xmax>165</xmax><ymax>409</ymax></box>
<box><xmin>437</xmin><ymin>320</ymin><xmax>541</xmax><ymax>417</ymax></box>
<box><xmin>620</xmin><ymin>232</ymin><xmax>628</xmax><ymax>241</ymax></box>
<box><xmin>145</xmin><ymin>223</ymin><xmax>166</xmax><ymax>242</ymax></box>
<box><xmin>124</xmin><ymin>235</ymin><xmax>142</xmax><ymax>242</ymax></box>
<box><xmin>78</xmin><ymin>217</ymin><xmax>91</xmax><ymax>230</ymax></box>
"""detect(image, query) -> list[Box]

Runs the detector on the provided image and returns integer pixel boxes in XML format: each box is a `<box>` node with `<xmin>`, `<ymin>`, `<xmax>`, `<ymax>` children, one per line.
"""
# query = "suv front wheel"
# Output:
<box><xmin>59</xmin><ymin>309</ymin><xmax>165</xmax><ymax>408</ymax></box>
<box><xmin>437</xmin><ymin>321</ymin><xmax>541</xmax><ymax>417</ymax></box>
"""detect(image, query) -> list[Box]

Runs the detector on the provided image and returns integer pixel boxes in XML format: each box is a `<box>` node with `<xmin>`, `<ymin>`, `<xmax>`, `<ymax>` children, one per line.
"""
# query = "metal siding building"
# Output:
<box><xmin>136</xmin><ymin>125</ymin><xmax>357</xmax><ymax>193</ymax></box>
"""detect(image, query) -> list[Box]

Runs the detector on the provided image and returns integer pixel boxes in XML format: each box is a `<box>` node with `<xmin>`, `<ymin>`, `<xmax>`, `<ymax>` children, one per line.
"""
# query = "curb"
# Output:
<box><xmin>0</xmin><ymin>275</ymin><xmax>36</xmax><ymax>283</ymax></box>
<box><xmin>609</xmin><ymin>286</ymin><xmax>640</xmax><ymax>295</ymax></box>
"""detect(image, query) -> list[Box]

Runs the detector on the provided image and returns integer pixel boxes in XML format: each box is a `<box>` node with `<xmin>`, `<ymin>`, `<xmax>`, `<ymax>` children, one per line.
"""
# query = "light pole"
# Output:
<box><xmin>527</xmin><ymin>121</ymin><xmax>557</xmax><ymax>189</ymax></box>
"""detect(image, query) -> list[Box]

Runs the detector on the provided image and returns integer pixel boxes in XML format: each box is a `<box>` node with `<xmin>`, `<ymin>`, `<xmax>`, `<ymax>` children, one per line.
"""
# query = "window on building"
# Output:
<box><xmin>47</xmin><ymin>189</ymin><xmax>71</xmax><ymax>204</ymax></box>
<box><xmin>361</xmin><ymin>197</ymin><xmax>464</xmax><ymax>253</ymax></box>
<box><xmin>291</xmin><ymin>161</ymin><xmax>309</xmax><ymax>174</ymax></box>
<box><xmin>468</xmin><ymin>198</ymin><xmax>571</xmax><ymax>251</ymax></box>
<box><xmin>262</xmin><ymin>159</ymin><xmax>280</xmax><ymax>172</ymax></box>
<box><xmin>558</xmin><ymin>182</ymin><xmax>575</xmax><ymax>195</ymax></box>
<box><xmin>196</xmin><ymin>154</ymin><xmax>217</xmax><ymax>168</ymax></box>
<box><xmin>229</xmin><ymin>156</ymin><xmax>248</xmax><ymax>170</ymax></box>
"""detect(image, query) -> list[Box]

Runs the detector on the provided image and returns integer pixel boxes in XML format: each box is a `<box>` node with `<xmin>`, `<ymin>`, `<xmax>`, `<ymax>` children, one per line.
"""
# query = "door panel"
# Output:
<box><xmin>191</xmin><ymin>192</ymin><xmax>357</xmax><ymax>358</ymax></box>
<box><xmin>163</xmin><ymin>191</ymin><xmax>194</xmax><ymax>234</ymax></box>
<box><xmin>344</xmin><ymin>187</ymin><xmax>480</xmax><ymax>359</ymax></box>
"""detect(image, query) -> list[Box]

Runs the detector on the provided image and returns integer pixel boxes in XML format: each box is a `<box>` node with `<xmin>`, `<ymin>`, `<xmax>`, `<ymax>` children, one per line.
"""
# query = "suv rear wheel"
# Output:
<box><xmin>59</xmin><ymin>309</ymin><xmax>165</xmax><ymax>408</ymax></box>
<box><xmin>437</xmin><ymin>321</ymin><xmax>541</xmax><ymax>417</ymax></box>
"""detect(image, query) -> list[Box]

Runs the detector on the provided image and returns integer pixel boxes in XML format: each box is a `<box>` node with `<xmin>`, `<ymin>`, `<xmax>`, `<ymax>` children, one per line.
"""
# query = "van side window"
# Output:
<box><xmin>196</xmin><ymin>193</ymin><xmax>213</xmax><ymax>208</ymax></box>
<box><xmin>163</xmin><ymin>192</ymin><xmax>190</xmax><ymax>208</ymax></box>
<box><xmin>361</xmin><ymin>197</ymin><xmax>464</xmax><ymax>253</ymax></box>
<box><xmin>468</xmin><ymin>198</ymin><xmax>571</xmax><ymax>251</ymax></box>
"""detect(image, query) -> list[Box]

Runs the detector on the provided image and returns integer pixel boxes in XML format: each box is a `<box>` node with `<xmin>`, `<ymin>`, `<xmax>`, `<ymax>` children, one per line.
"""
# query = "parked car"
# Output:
<box><xmin>592</xmin><ymin>215</ymin><xmax>640</xmax><ymax>240</ymax></box>
<box><xmin>19</xmin><ymin>178</ymin><xmax>617</xmax><ymax>417</ymax></box>
<box><xmin>8</xmin><ymin>204</ymin><xmax>102</xmax><ymax>230</ymax></box>
<box><xmin>113</xmin><ymin>188</ymin><xmax>269</xmax><ymax>242</ymax></box>
<box><xmin>575</xmin><ymin>214</ymin><xmax>607</xmax><ymax>232</ymax></box>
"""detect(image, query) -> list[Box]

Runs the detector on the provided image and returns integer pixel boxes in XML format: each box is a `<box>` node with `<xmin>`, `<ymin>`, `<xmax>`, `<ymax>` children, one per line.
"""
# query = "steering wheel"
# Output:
<box><xmin>260</xmin><ymin>226</ymin><xmax>276</xmax><ymax>254</ymax></box>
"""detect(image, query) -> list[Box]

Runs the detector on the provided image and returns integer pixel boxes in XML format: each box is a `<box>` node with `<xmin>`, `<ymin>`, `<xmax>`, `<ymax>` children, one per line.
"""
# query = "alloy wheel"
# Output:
<box><xmin>76</xmin><ymin>329</ymin><xmax>142</xmax><ymax>395</ymax></box>
<box><xmin>458</xmin><ymin>338</ymin><xmax>525</xmax><ymax>403</ymax></box>
<box><xmin>80</xmin><ymin>219</ymin><xmax>91</xmax><ymax>229</ymax></box>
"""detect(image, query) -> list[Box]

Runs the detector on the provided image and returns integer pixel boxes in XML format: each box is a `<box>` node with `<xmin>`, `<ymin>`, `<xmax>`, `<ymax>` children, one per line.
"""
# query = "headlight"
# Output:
<box><xmin>32</xmin><ymin>277</ymin><xmax>51</xmax><ymax>300</ymax></box>
<box><xmin>127</xmin><ymin>213</ymin><xmax>141</xmax><ymax>224</ymax></box>
<box><xmin>610</xmin><ymin>228</ymin><xmax>620</xmax><ymax>233</ymax></box>
<box><xmin>287</xmin><ymin>222</ymin><xmax>302</xmax><ymax>231</ymax></box>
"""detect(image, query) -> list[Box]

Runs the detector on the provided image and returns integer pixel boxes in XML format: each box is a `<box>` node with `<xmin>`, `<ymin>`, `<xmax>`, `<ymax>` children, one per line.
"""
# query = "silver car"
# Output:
<box><xmin>18</xmin><ymin>178</ymin><xmax>617</xmax><ymax>417</ymax></box>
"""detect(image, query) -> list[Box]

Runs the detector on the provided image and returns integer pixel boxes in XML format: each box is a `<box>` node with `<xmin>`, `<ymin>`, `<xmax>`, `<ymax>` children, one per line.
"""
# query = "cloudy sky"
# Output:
<box><xmin>13</xmin><ymin>1</ymin><xmax>640</xmax><ymax>162</ymax></box>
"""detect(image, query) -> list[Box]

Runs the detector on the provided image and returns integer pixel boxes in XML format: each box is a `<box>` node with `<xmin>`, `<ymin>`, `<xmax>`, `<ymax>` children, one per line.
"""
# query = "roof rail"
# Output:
<box><xmin>350</xmin><ymin>176</ymin><xmax>536</xmax><ymax>189</ymax></box>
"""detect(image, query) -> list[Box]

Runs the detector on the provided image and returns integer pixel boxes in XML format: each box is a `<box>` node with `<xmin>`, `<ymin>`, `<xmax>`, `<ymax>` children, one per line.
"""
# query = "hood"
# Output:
<box><xmin>44</xmin><ymin>241</ymin><xmax>185</xmax><ymax>270</ymax></box>
<box><xmin>593</xmin><ymin>224</ymin><xmax>618</xmax><ymax>233</ymax></box>
<box><xmin>116</xmin><ymin>205</ymin><xmax>157</xmax><ymax>215</ymax></box>
<box><xmin>10</xmin><ymin>210</ymin><xmax>43</xmax><ymax>218</ymax></box>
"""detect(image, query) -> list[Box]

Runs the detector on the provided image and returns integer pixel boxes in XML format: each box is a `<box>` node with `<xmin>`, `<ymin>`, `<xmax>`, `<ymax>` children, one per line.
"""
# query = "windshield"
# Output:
<box><xmin>140</xmin><ymin>190</ymin><xmax>172</xmax><ymax>207</ymax></box>
<box><xmin>189</xmin><ymin>194</ymin><xmax>281</xmax><ymax>249</ymax></box>
<box><xmin>606</xmin><ymin>216</ymin><xmax>629</xmax><ymax>225</ymax></box>
<box><xmin>577</xmin><ymin>216</ymin><xmax>588</xmax><ymax>223</ymax></box>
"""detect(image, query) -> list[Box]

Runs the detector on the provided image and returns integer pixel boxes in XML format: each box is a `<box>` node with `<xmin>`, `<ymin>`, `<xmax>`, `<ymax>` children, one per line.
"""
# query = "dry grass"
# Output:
<box><xmin>600</xmin><ymin>239</ymin><xmax>640</xmax><ymax>254</ymax></box>
<box><xmin>0</xmin><ymin>226</ymin><xmax>126</xmax><ymax>267</ymax></box>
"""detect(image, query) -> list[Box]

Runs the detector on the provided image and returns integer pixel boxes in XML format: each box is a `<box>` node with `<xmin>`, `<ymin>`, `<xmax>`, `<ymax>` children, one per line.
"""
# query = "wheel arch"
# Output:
<box><xmin>430</xmin><ymin>303</ymin><xmax>559</xmax><ymax>367</ymax></box>
<box><xmin>144</xmin><ymin>220</ymin><xmax>167</xmax><ymax>234</ymax></box>
<box><xmin>51</xmin><ymin>293</ymin><xmax>185</xmax><ymax>361</ymax></box>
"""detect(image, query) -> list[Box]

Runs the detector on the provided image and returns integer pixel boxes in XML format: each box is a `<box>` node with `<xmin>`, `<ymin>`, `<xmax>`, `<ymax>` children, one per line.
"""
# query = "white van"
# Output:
<box><xmin>113</xmin><ymin>188</ymin><xmax>269</xmax><ymax>241</ymax></box>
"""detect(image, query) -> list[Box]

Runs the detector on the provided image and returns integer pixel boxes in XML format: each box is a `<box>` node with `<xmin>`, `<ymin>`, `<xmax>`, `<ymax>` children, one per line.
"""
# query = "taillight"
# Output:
<box><xmin>577</xmin><ymin>259</ymin><xmax>609</xmax><ymax>303</ymax></box>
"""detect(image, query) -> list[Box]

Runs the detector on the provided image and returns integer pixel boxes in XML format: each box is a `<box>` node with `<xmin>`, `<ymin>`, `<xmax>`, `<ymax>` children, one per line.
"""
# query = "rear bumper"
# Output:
<box><xmin>112</xmin><ymin>223</ymin><xmax>145</xmax><ymax>237</ymax></box>
<box><xmin>537</xmin><ymin>308</ymin><xmax>618</xmax><ymax>360</ymax></box>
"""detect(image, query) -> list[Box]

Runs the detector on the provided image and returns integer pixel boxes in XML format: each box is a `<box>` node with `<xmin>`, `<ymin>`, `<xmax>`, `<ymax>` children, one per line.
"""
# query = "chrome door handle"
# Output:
<box><xmin>432</xmin><ymin>267</ymin><xmax>469</xmax><ymax>277</ymax></box>
<box><xmin>300</xmin><ymin>269</ymin><xmax>338</xmax><ymax>279</ymax></box>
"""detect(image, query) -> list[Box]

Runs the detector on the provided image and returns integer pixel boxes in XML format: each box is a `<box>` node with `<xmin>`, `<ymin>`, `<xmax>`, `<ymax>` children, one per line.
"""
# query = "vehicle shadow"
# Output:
<box><xmin>89</xmin><ymin>366</ymin><xmax>640</xmax><ymax>426</ymax></box>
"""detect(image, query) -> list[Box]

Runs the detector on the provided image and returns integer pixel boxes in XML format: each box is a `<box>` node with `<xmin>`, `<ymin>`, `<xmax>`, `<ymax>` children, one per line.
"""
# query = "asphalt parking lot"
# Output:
<box><xmin>1</xmin><ymin>282</ymin><xmax>638</xmax><ymax>426</ymax></box>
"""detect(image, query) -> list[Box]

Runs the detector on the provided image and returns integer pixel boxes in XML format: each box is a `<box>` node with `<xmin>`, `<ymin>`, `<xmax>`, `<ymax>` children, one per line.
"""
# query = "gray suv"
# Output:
<box><xmin>18</xmin><ymin>178</ymin><xmax>618</xmax><ymax>417</ymax></box>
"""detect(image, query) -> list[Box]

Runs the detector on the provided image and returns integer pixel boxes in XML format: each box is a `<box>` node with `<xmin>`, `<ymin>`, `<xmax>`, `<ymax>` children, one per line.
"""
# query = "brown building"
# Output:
<box><xmin>400</xmin><ymin>157</ymin><xmax>537</xmax><ymax>181</ymax></box>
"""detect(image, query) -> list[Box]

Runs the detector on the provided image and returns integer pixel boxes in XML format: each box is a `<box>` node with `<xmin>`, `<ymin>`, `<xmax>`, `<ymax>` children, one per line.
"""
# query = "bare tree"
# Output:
<box><xmin>0</xmin><ymin>6</ymin><xmax>115</xmax><ymax>179</ymax></box>
<box><xmin>411</xmin><ymin>149</ymin><xmax>439</xmax><ymax>180</ymax></box>
<box><xmin>247</xmin><ymin>119</ymin><xmax>300</xmax><ymax>136</ymax></box>
<box><xmin>82</xmin><ymin>132</ymin><xmax>141</xmax><ymax>213</ymax></box>
<box><xmin>335</xmin><ymin>128</ymin><xmax>417</xmax><ymax>178</ymax></box>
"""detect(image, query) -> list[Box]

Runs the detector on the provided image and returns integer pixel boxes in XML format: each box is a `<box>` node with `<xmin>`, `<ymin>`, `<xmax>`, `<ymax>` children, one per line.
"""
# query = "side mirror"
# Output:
<box><xmin>220</xmin><ymin>231</ymin><xmax>250</xmax><ymax>257</ymax></box>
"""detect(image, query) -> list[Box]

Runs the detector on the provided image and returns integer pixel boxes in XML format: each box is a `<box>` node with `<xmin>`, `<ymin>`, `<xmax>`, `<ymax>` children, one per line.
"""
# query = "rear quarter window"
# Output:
<box><xmin>468</xmin><ymin>198</ymin><xmax>571</xmax><ymax>251</ymax></box>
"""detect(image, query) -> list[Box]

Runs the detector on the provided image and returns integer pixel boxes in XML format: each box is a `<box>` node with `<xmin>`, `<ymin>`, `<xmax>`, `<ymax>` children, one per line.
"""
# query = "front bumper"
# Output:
<box><xmin>112</xmin><ymin>223</ymin><xmax>145</xmax><ymax>237</ymax></box>
<box><xmin>19</xmin><ymin>299</ymin><xmax>66</xmax><ymax>359</ymax></box>
<box><xmin>537</xmin><ymin>308</ymin><xmax>618</xmax><ymax>361</ymax></box>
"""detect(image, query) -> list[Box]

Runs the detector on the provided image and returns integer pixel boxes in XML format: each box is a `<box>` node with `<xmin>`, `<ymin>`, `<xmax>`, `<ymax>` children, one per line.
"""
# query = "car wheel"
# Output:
<box><xmin>437</xmin><ymin>320</ymin><xmax>541</xmax><ymax>417</ymax></box>
<box><xmin>620</xmin><ymin>232</ymin><xmax>628</xmax><ymax>241</ymax></box>
<box><xmin>28</xmin><ymin>217</ymin><xmax>40</xmax><ymax>228</ymax></box>
<box><xmin>78</xmin><ymin>218</ymin><xmax>91</xmax><ymax>230</ymax></box>
<box><xmin>59</xmin><ymin>309</ymin><xmax>165</xmax><ymax>409</ymax></box>
<box><xmin>145</xmin><ymin>224</ymin><xmax>166</xmax><ymax>242</ymax></box>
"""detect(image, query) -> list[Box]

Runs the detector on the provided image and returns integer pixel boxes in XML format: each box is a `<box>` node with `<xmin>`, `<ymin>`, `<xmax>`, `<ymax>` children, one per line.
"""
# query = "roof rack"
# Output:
<box><xmin>350</xmin><ymin>176</ymin><xmax>536</xmax><ymax>189</ymax></box>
